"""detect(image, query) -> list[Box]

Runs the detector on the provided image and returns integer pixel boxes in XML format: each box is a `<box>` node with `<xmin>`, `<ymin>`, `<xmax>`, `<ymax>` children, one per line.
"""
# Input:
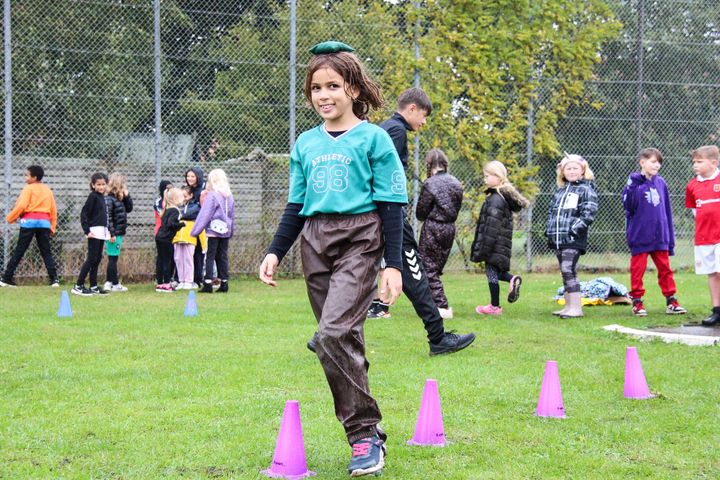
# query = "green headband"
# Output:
<box><xmin>310</xmin><ymin>41</ymin><xmax>356</xmax><ymax>55</ymax></box>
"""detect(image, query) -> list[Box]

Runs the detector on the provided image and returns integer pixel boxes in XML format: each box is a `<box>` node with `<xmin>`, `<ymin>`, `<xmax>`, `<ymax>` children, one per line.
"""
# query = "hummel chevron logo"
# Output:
<box><xmin>405</xmin><ymin>249</ymin><xmax>422</xmax><ymax>280</ymax></box>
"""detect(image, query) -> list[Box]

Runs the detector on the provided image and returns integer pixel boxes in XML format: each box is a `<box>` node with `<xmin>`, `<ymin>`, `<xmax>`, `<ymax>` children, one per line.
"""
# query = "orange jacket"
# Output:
<box><xmin>6</xmin><ymin>182</ymin><xmax>58</xmax><ymax>233</ymax></box>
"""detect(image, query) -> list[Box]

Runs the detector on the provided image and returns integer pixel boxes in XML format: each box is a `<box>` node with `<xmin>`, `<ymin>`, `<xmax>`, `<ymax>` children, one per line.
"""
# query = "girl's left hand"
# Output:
<box><xmin>379</xmin><ymin>267</ymin><xmax>402</xmax><ymax>305</ymax></box>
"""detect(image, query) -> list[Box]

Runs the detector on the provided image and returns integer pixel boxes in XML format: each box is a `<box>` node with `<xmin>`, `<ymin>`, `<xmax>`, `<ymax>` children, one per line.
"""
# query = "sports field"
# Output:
<box><xmin>1</xmin><ymin>272</ymin><xmax>718</xmax><ymax>479</ymax></box>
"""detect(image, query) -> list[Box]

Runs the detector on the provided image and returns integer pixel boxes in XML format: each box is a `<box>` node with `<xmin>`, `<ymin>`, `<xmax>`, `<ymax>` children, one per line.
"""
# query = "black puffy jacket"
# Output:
<box><xmin>105</xmin><ymin>194</ymin><xmax>134</xmax><ymax>236</ymax></box>
<box><xmin>470</xmin><ymin>185</ymin><xmax>529</xmax><ymax>272</ymax></box>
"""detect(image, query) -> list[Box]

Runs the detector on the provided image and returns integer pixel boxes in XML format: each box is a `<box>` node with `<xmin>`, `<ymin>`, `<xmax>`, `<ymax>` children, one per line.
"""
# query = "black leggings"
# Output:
<box><xmin>77</xmin><ymin>238</ymin><xmax>104</xmax><ymax>287</ymax></box>
<box><xmin>155</xmin><ymin>239</ymin><xmax>174</xmax><ymax>284</ymax></box>
<box><xmin>106</xmin><ymin>255</ymin><xmax>119</xmax><ymax>285</ymax></box>
<box><xmin>205</xmin><ymin>237</ymin><xmax>229</xmax><ymax>281</ymax></box>
<box><xmin>485</xmin><ymin>264</ymin><xmax>513</xmax><ymax>307</ymax></box>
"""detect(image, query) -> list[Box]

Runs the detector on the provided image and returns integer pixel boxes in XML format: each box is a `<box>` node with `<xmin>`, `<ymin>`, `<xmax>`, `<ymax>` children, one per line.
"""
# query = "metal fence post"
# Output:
<box><xmin>3</xmin><ymin>0</ymin><xmax>12</xmax><ymax>271</ymax></box>
<box><xmin>288</xmin><ymin>0</ymin><xmax>297</xmax><ymax>151</ymax></box>
<box><xmin>635</xmin><ymin>0</ymin><xmax>645</xmax><ymax>152</ymax></box>
<box><xmin>153</xmin><ymin>0</ymin><xmax>162</xmax><ymax>186</ymax></box>
<box><xmin>412</xmin><ymin>1</ymin><xmax>421</xmax><ymax>236</ymax></box>
<box><xmin>525</xmin><ymin>101</ymin><xmax>534</xmax><ymax>273</ymax></box>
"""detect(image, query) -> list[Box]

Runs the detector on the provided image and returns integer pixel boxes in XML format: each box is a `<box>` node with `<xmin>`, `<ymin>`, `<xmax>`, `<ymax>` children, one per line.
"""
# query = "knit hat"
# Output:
<box><xmin>558</xmin><ymin>153</ymin><xmax>588</xmax><ymax>172</ymax></box>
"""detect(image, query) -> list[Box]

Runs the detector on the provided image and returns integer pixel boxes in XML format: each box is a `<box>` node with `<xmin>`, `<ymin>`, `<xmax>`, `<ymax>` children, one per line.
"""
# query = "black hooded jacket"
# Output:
<box><xmin>470</xmin><ymin>185</ymin><xmax>529</xmax><ymax>272</ymax></box>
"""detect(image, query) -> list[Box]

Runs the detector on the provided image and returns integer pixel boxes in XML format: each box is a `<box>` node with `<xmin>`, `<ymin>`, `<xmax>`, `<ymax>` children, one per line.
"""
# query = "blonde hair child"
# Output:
<box><xmin>154</xmin><ymin>187</ymin><xmax>185</xmax><ymax>292</ymax></box>
<box><xmin>104</xmin><ymin>172</ymin><xmax>133</xmax><ymax>292</ymax></box>
<box><xmin>544</xmin><ymin>153</ymin><xmax>599</xmax><ymax>318</ymax></box>
<box><xmin>190</xmin><ymin>168</ymin><xmax>235</xmax><ymax>293</ymax></box>
<box><xmin>470</xmin><ymin>160</ymin><xmax>529</xmax><ymax>315</ymax></box>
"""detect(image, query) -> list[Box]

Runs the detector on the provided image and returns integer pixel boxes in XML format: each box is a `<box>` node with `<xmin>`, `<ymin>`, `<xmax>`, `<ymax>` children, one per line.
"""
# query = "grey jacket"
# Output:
<box><xmin>545</xmin><ymin>179</ymin><xmax>598</xmax><ymax>253</ymax></box>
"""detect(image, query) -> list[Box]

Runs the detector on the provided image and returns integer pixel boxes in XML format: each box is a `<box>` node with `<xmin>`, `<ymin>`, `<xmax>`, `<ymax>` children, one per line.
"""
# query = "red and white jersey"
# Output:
<box><xmin>685</xmin><ymin>169</ymin><xmax>720</xmax><ymax>245</ymax></box>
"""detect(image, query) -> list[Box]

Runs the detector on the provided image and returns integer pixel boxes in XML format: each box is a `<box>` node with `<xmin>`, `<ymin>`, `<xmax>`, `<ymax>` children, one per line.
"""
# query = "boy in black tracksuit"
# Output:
<box><xmin>373</xmin><ymin>88</ymin><xmax>475</xmax><ymax>355</ymax></box>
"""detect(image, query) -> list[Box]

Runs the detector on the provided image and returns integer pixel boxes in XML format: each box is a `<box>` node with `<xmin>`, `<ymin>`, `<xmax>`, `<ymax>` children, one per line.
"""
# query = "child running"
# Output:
<box><xmin>0</xmin><ymin>165</ymin><xmax>59</xmax><ymax>288</ymax></box>
<box><xmin>622</xmin><ymin>148</ymin><xmax>686</xmax><ymax>316</ymax></box>
<box><xmin>72</xmin><ymin>172</ymin><xmax>110</xmax><ymax>296</ymax></box>
<box><xmin>416</xmin><ymin>148</ymin><xmax>464</xmax><ymax>319</ymax></box>
<box><xmin>545</xmin><ymin>154</ymin><xmax>598</xmax><ymax>318</ymax></box>
<box><xmin>685</xmin><ymin>145</ymin><xmax>720</xmax><ymax>326</ymax></box>
<box><xmin>259</xmin><ymin>41</ymin><xmax>405</xmax><ymax>477</ymax></box>
<box><xmin>104</xmin><ymin>173</ymin><xmax>133</xmax><ymax>292</ymax></box>
<box><xmin>471</xmin><ymin>160</ymin><xmax>529</xmax><ymax>315</ymax></box>
<box><xmin>190</xmin><ymin>169</ymin><xmax>234</xmax><ymax>293</ymax></box>
<box><xmin>155</xmin><ymin>188</ymin><xmax>185</xmax><ymax>292</ymax></box>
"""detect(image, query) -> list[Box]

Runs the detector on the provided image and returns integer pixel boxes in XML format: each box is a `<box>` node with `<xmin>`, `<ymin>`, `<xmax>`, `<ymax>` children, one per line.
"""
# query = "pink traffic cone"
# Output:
<box><xmin>535</xmin><ymin>360</ymin><xmax>566</xmax><ymax>418</ymax></box>
<box><xmin>262</xmin><ymin>400</ymin><xmax>315</xmax><ymax>479</ymax></box>
<box><xmin>624</xmin><ymin>346</ymin><xmax>653</xmax><ymax>399</ymax></box>
<box><xmin>407</xmin><ymin>379</ymin><xmax>446</xmax><ymax>446</ymax></box>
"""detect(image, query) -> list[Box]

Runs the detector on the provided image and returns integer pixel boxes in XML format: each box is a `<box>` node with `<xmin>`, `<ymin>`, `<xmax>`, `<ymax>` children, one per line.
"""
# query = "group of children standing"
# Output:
<box><xmin>0</xmin><ymin>165</ymin><xmax>235</xmax><ymax>296</ymax></box>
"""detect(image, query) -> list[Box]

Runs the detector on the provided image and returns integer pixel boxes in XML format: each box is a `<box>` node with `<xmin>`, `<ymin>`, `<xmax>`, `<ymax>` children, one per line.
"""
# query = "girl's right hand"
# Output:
<box><xmin>86</xmin><ymin>232</ymin><xmax>95</xmax><ymax>239</ymax></box>
<box><xmin>259</xmin><ymin>253</ymin><xmax>279</xmax><ymax>287</ymax></box>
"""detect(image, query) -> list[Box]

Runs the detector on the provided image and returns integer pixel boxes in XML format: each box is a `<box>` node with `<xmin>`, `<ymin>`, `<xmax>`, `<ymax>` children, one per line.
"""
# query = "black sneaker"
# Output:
<box><xmin>50</xmin><ymin>279</ymin><xmax>60</xmax><ymax>288</ymax></box>
<box><xmin>429</xmin><ymin>331</ymin><xmax>476</xmax><ymax>356</ymax></box>
<box><xmin>90</xmin><ymin>286</ymin><xmax>109</xmax><ymax>296</ymax></box>
<box><xmin>200</xmin><ymin>281</ymin><xmax>213</xmax><ymax>293</ymax></box>
<box><xmin>701</xmin><ymin>312</ymin><xmax>720</xmax><ymax>326</ymax></box>
<box><xmin>71</xmin><ymin>285</ymin><xmax>93</xmax><ymax>297</ymax></box>
<box><xmin>0</xmin><ymin>277</ymin><xmax>17</xmax><ymax>287</ymax></box>
<box><xmin>507</xmin><ymin>275</ymin><xmax>522</xmax><ymax>303</ymax></box>
<box><xmin>217</xmin><ymin>281</ymin><xmax>228</xmax><ymax>293</ymax></box>
<box><xmin>348</xmin><ymin>435</ymin><xmax>385</xmax><ymax>477</ymax></box>
<box><xmin>307</xmin><ymin>331</ymin><xmax>318</xmax><ymax>353</ymax></box>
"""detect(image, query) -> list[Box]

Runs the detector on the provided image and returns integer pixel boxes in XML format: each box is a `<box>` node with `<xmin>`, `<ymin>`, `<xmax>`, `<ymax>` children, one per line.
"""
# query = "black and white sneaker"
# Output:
<box><xmin>50</xmin><ymin>279</ymin><xmax>60</xmax><ymax>288</ymax></box>
<box><xmin>90</xmin><ymin>286</ymin><xmax>109</xmax><ymax>296</ymax></box>
<box><xmin>348</xmin><ymin>434</ymin><xmax>385</xmax><ymax>477</ymax></box>
<box><xmin>0</xmin><ymin>277</ymin><xmax>17</xmax><ymax>287</ymax></box>
<box><xmin>71</xmin><ymin>285</ymin><xmax>93</xmax><ymax>296</ymax></box>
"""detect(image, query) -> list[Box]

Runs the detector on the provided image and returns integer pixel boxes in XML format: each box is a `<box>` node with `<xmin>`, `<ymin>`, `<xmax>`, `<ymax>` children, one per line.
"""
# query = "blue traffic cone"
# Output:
<box><xmin>57</xmin><ymin>290</ymin><xmax>73</xmax><ymax>318</ymax></box>
<box><xmin>184</xmin><ymin>290</ymin><xmax>198</xmax><ymax>317</ymax></box>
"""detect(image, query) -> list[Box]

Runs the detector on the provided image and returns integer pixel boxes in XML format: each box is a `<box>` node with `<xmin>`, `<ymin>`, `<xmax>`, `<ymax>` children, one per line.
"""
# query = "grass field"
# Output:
<box><xmin>1</xmin><ymin>272</ymin><xmax>719</xmax><ymax>479</ymax></box>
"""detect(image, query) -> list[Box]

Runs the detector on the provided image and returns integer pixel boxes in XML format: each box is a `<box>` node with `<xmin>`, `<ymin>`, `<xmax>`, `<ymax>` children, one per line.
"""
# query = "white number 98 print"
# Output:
<box><xmin>311</xmin><ymin>164</ymin><xmax>349</xmax><ymax>193</ymax></box>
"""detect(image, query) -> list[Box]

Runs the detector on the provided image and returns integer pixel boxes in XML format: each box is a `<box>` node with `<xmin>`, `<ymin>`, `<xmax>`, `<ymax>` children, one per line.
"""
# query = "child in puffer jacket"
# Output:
<box><xmin>471</xmin><ymin>160</ymin><xmax>529</xmax><ymax>315</ymax></box>
<box><xmin>544</xmin><ymin>154</ymin><xmax>598</xmax><ymax>319</ymax></box>
<box><xmin>416</xmin><ymin>148</ymin><xmax>464</xmax><ymax>319</ymax></box>
<box><xmin>191</xmin><ymin>169</ymin><xmax>235</xmax><ymax>293</ymax></box>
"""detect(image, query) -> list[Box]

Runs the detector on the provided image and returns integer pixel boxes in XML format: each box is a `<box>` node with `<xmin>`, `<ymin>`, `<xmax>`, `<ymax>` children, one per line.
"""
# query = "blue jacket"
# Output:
<box><xmin>622</xmin><ymin>172</ymin><xmax>675</xmax><ymax>255</ymax></box>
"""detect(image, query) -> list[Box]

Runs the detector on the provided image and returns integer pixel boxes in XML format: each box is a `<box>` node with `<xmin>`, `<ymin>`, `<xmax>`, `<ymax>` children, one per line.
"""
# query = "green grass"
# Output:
<box><xmin>1</xmin><ymin>273</ymin><xmax>719</xmax><ymax>479</ymax></box>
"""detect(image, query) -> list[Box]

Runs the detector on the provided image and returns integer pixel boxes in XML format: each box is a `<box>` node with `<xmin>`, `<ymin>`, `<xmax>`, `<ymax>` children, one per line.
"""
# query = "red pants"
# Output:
<box><xmin>629</xmin><ymin>250</ymin><xmax>676</xmax><ymax>299</ymax></box>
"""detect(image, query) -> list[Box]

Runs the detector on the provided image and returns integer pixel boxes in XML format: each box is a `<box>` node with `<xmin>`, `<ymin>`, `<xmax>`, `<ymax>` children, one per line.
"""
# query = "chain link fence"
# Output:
<box><xmin>1</xmin><ymin>0</ymin><xmax>718</xmax><ymax>282</ymax></box>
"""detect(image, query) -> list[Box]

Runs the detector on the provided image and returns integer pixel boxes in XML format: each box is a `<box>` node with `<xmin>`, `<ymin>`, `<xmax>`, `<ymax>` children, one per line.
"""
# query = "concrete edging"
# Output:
<box><xmin>603</xmin><ymin>324</ymin><xmax>720</xmax><ymax>347</ymax></box>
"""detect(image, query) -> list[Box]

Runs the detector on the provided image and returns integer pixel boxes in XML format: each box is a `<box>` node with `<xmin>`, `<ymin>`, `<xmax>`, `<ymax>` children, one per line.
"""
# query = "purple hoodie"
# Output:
<box><xmin>622</xmin><ymin>172</ymin><xmax>675</xmax><ymax>255</ymax></box>
<box><xmin>191</xmin><ymin>190</ymin><xmax>235</xmax><ymax>238</ymax></box>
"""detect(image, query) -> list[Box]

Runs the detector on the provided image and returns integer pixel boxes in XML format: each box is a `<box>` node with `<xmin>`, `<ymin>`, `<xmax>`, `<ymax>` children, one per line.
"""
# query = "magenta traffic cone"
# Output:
<box><xmin>407</xmin><ymin>379</ymin><xmax>446</xmax><ymax>446</ymax></box>
<box><xmin>624</xmin><ymin>346</ymin><xmax>653</xmax><ymax>399</ymax></box>
<box><xmin>262</xmin><ymin>400</ymin><xmax>315</xmax><ymax>479</ymax></box>
<box><xmin>535</xmin><ymin>360</ymin><xmax>566</xmax><ymax>418</ymax></box>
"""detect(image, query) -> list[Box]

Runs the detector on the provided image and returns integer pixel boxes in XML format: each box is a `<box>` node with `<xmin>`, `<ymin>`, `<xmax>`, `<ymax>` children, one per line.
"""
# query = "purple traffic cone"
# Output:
<box><xmin>262</xmin><ymin>400</ymin><xmax>315</xmax><ymax>479</ymax></box>
<box><xmin>624</xmin><ymin>346</ymin><xmax>653</xmax><ymax>399</ymax></box>
<box><xmin>407</xmin><ymin>379</ymin><xmax>446</xmax><ymax>446</ymax></box>
<box><xmin>535</xmin><ymin>360</ymin><xmax>566</xmax><ymax>418</ymax></box>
